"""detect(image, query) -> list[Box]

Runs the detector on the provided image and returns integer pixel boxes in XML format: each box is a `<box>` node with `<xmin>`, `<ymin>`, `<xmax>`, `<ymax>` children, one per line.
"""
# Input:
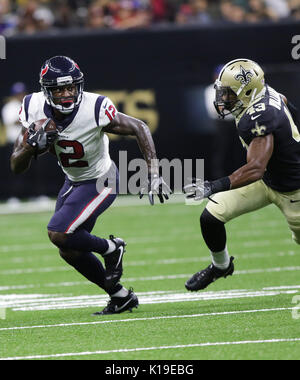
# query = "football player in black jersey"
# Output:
<box><xmin>184</xmin><ymin>58</ymin><xmax>300</xmax><ymax>291</ymax></box>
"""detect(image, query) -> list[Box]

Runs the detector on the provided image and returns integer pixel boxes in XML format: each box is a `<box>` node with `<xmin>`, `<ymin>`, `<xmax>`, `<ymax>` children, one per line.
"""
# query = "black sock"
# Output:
<box><xmin>60</xmin><ymin>250</ymin><xmax>121</xmax><ymax>294</ymax></box>
<box><xmin>63</xmin><ymin>229</ymin><xmax>109</xmax><ymax>255</ymax></box>
<box><xmin>200</xmin><ymin>208</ymin><xmax>227</xmax><ymax>252</ymax></box>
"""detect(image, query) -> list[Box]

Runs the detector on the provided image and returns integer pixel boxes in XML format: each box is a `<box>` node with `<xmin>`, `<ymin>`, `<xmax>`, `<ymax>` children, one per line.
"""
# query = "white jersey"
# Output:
<box><xmin>19</xmin><ymin>91</ymin><xmax>117</xmax><ymax>182</ymax></box>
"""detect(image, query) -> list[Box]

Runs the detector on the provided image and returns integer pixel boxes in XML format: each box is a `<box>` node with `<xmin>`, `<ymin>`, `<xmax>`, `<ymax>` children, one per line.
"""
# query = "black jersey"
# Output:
<box><xmin>236</xmin><ymin>85</ymin><xmax>300</xmax><ymax>192</ymax></box>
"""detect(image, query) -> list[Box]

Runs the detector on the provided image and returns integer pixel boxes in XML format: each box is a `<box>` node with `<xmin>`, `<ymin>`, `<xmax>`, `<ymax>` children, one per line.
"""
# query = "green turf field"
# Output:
<box><xmin>0</xmin><ymin>198</ymin><xmax>300</xmax><ymax>360</ymax></box>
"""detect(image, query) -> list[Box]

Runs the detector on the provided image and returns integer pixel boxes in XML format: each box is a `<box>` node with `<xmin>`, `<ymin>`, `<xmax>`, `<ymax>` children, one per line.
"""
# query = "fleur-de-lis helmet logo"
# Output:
<box><xmin>234</xmin><ymin>65</ymin><xmax>253</xmax><ymax>86</ymax></box>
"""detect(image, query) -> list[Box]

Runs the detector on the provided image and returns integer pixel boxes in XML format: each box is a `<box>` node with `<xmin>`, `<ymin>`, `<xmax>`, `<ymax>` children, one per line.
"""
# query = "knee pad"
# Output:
<box><xmin>200</xmin><ymin>208</ymin><xmax>225</xmax><ymax>229</ymax></box>
<box><xmin>48</xmin><ymin>230</ymin><xmax>67</xmax><ymax>248</ymax></box>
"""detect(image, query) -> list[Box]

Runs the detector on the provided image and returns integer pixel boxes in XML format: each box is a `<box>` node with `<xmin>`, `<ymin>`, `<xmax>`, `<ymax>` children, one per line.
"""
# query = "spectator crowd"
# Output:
<box><xmin>0</xmin><ymin>0</ymin><xmax>299</xmax><ymax>36</ymax></box>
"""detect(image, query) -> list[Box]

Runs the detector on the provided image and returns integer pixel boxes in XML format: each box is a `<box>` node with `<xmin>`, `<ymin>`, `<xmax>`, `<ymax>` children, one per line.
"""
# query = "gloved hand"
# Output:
<box><xmin>26</xmin><ymin>119</ymin><xmax>58</xmax><ymax>152</ymax></box>
<box><xmin>184</xmin><ymin>176</ymin><xmax>231</xmax><ymax>201</ymax></box>
<box><xmin>139</xmin><ymin>173</ymin><xmax>172</xmax><ymax>205</ymax></box>
<box><xmin>183</xmin><ymin>178</ymin><xmax>213</xmax><ymax>201</ymax></box>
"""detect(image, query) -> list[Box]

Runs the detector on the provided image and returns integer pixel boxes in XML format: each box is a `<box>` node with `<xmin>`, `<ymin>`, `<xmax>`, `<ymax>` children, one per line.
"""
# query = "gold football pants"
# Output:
<box><xmin>206</xmin><ymin>180</ymin><xmax>300</xmax><ymax>244</ymax></box>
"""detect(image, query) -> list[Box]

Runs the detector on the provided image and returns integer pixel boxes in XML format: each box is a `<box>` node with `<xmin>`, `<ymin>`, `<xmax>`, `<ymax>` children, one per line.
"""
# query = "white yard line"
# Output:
<box><xmin>0</xmin><ymin>265</ymin><xmax>300</xmax><ymax>292</ymax></box>
<box><xmin>1</xmin><ymin>265</ymin><xmax>300</xmax><ymax>278</ymax></box>
<box><xmin>0</xmin><ymin>234</ymin><xmax>293</xmax><ymax>253</ymax></box>
<box><xmin>0</xmin><ymin>266</ymin><xmax>71</xmax><ymax>275</ymax></box>
<box><xmin>0</xmin><ymin>195</ymin><xmax>186</xmax><ymax>215</ymax></box>
<box><xmin>0</xmin><ymin>306</ymin><xmax>297</xmax><ymax>332</ymax></box>
<box><xmin>1</xmin><ymin>338</ymin><xmax>300</xmax><ymax>360</ymax></box>
<box><xmin>0</xmin><ymin>243</ymin><xmax>53</xmax><ymax>253</ymax></box>
<box><xmin>0</xmin><ymin>249</ymin><xmax>296</xmax><ymax>266</ymax></box>
<box><xmin>0</xmin><ymin>288</ymin><xmax>298</xmax><ymax>311</ymax></box>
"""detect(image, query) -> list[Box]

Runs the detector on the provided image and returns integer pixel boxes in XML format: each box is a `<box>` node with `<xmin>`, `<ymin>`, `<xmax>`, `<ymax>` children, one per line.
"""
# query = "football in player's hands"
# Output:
<box><xmin>23</xmin><ymin>118</ymin><xmax>58</xmax><ymax>155</ymax></box>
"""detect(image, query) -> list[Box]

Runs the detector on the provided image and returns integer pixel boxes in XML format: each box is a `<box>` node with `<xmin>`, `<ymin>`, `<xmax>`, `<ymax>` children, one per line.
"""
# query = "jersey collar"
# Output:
<box><xmin>43</xmin><ymin>101</ymin><xmax>80</xmax><ymax>131</ymax></box>
<box><xmin>235</xmin><ymin>86</ymin><xmax>267</xmax><ymax>125</ymax></box>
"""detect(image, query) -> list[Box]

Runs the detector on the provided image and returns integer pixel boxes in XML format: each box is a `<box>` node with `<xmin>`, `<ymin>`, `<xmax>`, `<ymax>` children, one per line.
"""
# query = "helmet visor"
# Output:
<box><xmin>43</xmin><ymin>80</ymin><xmax>84</xmax><ymax>114</ymax></box>
<box><xmin>50</xmin><ymin>84</ymin><xmax>78</xmax><ymax>107</ymax></box>
<box><xmin>214</xmin><ymin>84</ymin><xmax>238</xmax><ymax>118</ymax></box>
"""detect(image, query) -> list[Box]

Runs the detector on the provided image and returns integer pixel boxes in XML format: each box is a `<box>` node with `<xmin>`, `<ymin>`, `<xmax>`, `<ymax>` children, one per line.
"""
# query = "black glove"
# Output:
<box><xmin>139</xmin><ymin>173</ymin><xmax>172</xmax><ymax>205</ymax></box>
<box><xmin>26</xmin><ymin>119</ymin><xmax>58</xmax><ymax>152</ymax></box>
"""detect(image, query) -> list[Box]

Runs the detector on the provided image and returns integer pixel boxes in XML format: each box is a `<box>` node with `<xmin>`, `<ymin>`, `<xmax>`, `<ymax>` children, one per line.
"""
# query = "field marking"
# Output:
<box><xmin>0</xmin><ymin>233</ymin><xmax>200</xmax><ymax>253</ymax></box>
<box><xmin>0</xmin><ymin>225</ymin><xmax>285</xmax><ymax>241</ymax></box>
<box><xmin>0</xmin><ymin>230</ymin><xmax>294</xmax><ymax>253</ymax></box>
<box><xmin>0</xmin><ymin>249</ymin><xmax>297</xmax><ymax>266</ymax></box>
<box><xmin>0</xmin><ymin>195</ymin><xmax>185</xmax><ymax>216</ymax></box>
<box><xmin>264</xmin><ymin>285</ymin><xmax>300</xmax><ymax>290</ymax></box>
<box><xmin>1</xmin><ymin>265</ymin><xmax>300</xmax><ymax>291</ymax></box>
<box><xmin>0</xmin><ymin>306</ymin><xmax>298</xmax><ymax>332</ymax></box>
<box><xmin>1</xmin><ymin>264</ymin><xmax>300</xmax><ymax>278</ymax></box>
<box><xmin>0</xmin><ymin>243</ymin><xmax>53</xmax><ymax>254</ymax></box>
<box><xmin>0</xmin><ymin>267</ymin><xmax>71</xmax><ymax>275</ymax></box>
<box><xmin>0</xmin><ymin>288</ymin><xmax>298</xmax><ymax>311</ymax></box>
<box><xmin>1</xmin><ymin>338</ymin><xmax>300</xmax><ymax>360</ymax></box>
<box><xmin>0</xmin><ymin>282</ymin><xmax>298</xmax><ymax>294</ymax></box>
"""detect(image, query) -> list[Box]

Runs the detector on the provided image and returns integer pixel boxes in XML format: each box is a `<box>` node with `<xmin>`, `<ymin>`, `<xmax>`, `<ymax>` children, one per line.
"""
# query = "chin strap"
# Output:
<box><xmin>49</xmin><ymin>99</ymin><xmax>76</xmax><ymax>114</ymax></box>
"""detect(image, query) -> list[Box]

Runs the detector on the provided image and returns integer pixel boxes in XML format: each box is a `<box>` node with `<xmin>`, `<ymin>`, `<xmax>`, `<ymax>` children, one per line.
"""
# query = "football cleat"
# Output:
<box><xmin>185</xmin><ymin>256</ymin><xmax>235</xmax><ymax>292</ymax></box>
<box><xmin>103</xmin><ymin>235</ymin><xmax>126</xmax><ymax>289</ymax></box>
<box><xmin>93</xmin><ymin>289</ymin><xmax>139</xmax><ymax>316</ymax></box>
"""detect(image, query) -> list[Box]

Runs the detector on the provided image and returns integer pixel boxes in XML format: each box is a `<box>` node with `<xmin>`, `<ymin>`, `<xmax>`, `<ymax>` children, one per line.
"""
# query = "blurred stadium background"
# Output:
<box><xmin>1</xmin><ymin>0</ymin><xmax>300</xmax><ymax>202</ymax></box>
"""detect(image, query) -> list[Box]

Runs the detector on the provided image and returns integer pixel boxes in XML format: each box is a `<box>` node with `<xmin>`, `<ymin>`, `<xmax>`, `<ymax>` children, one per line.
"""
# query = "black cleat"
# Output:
<box><xmin>185</xmin><ymin>256</ymin><xmax>235</xmax><ymax>292</ymax></box>
<box><xmin>93</xmin><ymin>289</ymin><xmax>139</xmax><ymax>316</ymax></box>
<box><xmin>103</xmin><ymin>235</ymin><xmax>126</xmax><ymax>289</ymax></box>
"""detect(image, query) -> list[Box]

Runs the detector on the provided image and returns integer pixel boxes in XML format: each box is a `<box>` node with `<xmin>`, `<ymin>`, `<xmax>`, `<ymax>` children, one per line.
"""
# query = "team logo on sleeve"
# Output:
<box><xmin>251</xmin><ymin>122</ymin><xmax>266</xmax><ymax>137</ymax></box>
<box><xmin>235</xmin><ymin>66</ymin><xmax>253</xmax><ymax>85</ymax></box>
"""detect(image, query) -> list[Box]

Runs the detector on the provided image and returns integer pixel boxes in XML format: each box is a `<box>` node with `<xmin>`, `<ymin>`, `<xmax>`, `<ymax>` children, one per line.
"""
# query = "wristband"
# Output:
<box><xmin>210</xmin><ymin>176</ymin><xmax>231</xmax><ymax>194</ymax></box>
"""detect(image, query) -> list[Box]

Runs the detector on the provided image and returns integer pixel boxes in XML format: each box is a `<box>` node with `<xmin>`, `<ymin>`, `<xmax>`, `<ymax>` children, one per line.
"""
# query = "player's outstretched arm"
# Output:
<box><xmin>10</xmin><ymin>127</ymin><xmax>35</xmax><ymax>174</ymax></box>
<box><xmin>103</xmin><ymin>112</ymin><xmax>171</xmax><ymax>204</ymax></box>
<box><xmin>184</xmin><ymin>134</ymin><xmax>274</xmax><ymax>201</ymax></box>
<box><xmin>229</xmin><ymin>134</ymin><xmax>274</xmax><ymax>189</ymax></box>
<box><xmin>103</xmin><ymin>112</ymin><xmax>158</xmax><ymax>172</ymax></box>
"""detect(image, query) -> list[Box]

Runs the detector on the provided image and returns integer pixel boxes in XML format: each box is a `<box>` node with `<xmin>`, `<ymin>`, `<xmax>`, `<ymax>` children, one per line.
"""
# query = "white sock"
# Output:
<box><xmin>111</xmin><ymin>287</ymin><xmax>129</xmax><ymax>298</ymax></box>
<box><xmin>211</xmin><ymin>246</ymin><xmax>230</xmax><ymax>270</ymax></box>
<box><xmin>103</xmin><ymin>240</ymin><xmax>116</xmax><ymax>255</ymax></box>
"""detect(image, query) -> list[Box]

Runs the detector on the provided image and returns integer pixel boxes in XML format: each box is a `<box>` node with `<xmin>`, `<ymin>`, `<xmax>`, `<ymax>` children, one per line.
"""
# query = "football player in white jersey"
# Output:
<box><xmin>10</xmin><ymin>56</ymin><xmax>170</xmax><ymax>315</ymax></box>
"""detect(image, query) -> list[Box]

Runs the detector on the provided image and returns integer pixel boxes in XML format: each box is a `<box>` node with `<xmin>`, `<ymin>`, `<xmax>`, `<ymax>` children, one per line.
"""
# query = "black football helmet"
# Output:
<box><xmin>39</xmin><ymin>56</ymin><xmax>84</xmax><ymax>114</ymax></box>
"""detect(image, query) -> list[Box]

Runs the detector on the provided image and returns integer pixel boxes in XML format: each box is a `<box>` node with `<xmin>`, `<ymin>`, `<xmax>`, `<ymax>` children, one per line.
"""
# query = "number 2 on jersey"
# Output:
<box><xmin>57</xmin><ymin>140</ymin><xmax>89</xmax><ymax>168</ymax></box>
